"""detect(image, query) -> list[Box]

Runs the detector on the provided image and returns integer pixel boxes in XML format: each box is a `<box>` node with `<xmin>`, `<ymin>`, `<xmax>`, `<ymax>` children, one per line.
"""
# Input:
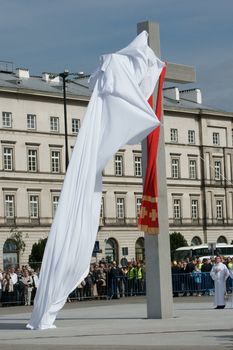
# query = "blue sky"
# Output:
<box><xmin>1</xmin><ymin>0</ymin><xmax>233</xmax><ymax>111</ymax></box>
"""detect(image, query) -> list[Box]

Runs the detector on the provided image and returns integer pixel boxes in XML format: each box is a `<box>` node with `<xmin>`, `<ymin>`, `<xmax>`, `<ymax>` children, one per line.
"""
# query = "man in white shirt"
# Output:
<box><xmin>210</xmin><ymin>256</ymin><xmax>229</xmax><ymax>309</ymax></box>
<box><xmin>9</xmin><ymin>267</ymin><xmax>17</xmax><ymax>284</ymax></box>
<box><xmin>9</xmin><ymin>267</ymin><xmax>18</xmax><ymax>305</ymax></box>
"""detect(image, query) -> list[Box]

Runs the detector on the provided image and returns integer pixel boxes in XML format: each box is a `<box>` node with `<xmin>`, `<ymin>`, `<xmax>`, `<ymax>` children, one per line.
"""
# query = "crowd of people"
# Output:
<box><xmin>0</xmin><ymin>266</ymin><xmax>39</xmax><ymax>307</ymax></box>
<box><xmin>0</xmin><ymin>260</ymin><xmax>146</xmax><ymax>307</ymax></box>
<box><xmin>1</xmin><ymin>256</ymin><xmax>233</xmax><ymax>308</ymax></box>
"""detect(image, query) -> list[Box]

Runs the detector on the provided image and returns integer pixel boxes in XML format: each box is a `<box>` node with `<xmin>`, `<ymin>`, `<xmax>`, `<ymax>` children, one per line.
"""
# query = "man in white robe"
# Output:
<box><xmin>210</xmin><ymin>256</ymin><xmax>229</xmax><ymax>309</ymax></box>
<box><xmin>27</xmin><ymin>31</ymin><xmax>165</xmax><ymax>330</ymax></box>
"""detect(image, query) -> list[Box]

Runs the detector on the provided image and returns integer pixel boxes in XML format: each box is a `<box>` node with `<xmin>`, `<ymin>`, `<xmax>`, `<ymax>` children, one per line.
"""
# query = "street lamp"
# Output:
<box><xmin>50</xmin><ymin>70</ymin><xmax>89</xmax><ymax>171</ymax></box>
<box><xmin>59</xmin><ymin>70</ymin><xmax>69</xmax><ymax>170</ymax></box>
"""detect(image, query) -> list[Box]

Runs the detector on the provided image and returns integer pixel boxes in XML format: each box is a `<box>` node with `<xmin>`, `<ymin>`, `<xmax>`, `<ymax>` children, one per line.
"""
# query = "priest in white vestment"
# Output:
<box><xmin>210</xmin><ymin>256</ymin><xmax>229</xmax><ymax>309</ymax></box>
<box><xmin>27</xmin><ymin>31</ymin><xmax>165</xmax><ymax>330</ymax></box>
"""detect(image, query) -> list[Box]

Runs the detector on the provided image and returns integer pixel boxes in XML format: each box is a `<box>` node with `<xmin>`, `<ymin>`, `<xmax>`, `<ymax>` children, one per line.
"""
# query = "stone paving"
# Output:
<box><xmin>0</xmin><ymin>296</ymin><xmax>233</xmax><ymax>349</ymax></box>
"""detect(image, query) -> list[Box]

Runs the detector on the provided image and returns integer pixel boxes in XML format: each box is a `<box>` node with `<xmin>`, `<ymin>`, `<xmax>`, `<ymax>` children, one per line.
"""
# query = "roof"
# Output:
<box><xmin>0</xmin><ymin>71</ymin><xmax>91</xmax><ymax>99</ymax></box>
<box><xmin>164</xmin><ymin>95</ymin><xmax>215</xmax><ymax>111</ymax></box>
<box><xmin>0</xmin><ymin>71</ymin><xmax>232</xmax><ymax>116</ymax></box>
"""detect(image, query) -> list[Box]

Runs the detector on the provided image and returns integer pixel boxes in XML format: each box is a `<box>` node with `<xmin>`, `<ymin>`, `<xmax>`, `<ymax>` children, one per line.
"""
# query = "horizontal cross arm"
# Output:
<box><xmin>165</xmin><ymin>62</ymin><xmax>196</xmax><ymax>84</ymax></box>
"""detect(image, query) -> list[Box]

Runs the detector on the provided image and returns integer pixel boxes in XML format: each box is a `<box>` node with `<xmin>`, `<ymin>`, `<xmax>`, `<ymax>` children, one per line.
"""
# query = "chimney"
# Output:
<box><xmin>15</xmin><ymin>68</ymin><xmax>30</xmax><ymax>79</ymax></box>
<box><xmin>179</xmin><ymin>88</ymin><xmax>202</xmax><ymax>104</ymax></box>
<box><xmin>163</xmin><ymin>87</ymin><xmax>180</xmax><ymax>101</ymax></box>
<box><xmin>42</xmin><ymin>72</ymin><xmax>60</xmax><ymax>83</ymax></box>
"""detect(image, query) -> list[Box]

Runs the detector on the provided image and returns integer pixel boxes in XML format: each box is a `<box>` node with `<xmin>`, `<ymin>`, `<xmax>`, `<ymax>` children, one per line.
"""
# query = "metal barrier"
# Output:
<box><xmin>109</xmin><ymin>276</ymin><xmax>146</xmax><ymax>299</ymax></box>
<box><xmin>1</xmin><ymin>272</ymin><xmax>233</xmax><ymax>307</ymax></box>
<box><xmin>172</xmin><ymin>272</ymin><xmax>232</xmax><ymax>296</ymax></box>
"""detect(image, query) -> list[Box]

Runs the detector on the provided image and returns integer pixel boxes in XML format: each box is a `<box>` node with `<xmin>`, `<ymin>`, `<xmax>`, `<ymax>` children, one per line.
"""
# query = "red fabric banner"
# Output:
<box><xmin>138</xmin><ymin>65</ymin><xmax>166</xmax><ymax>234</ymax></box>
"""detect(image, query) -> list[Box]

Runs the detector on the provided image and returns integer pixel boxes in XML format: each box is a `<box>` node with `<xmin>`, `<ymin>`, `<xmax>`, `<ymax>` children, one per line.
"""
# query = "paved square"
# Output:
<box><xmin>0</xmin><ymin>297</ymin><xmax>233</xmax><ymax>349</ymax></box>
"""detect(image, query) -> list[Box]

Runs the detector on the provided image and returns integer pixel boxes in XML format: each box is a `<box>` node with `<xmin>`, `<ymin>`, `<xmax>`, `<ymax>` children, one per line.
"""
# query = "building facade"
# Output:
<box><xmin>164</xmin><ymin>88</ymin><xmax>233</xmax><ymax>247</ymax></box>
<box><xmin>0</xmin><ymin>67</ymin><xmax>232</xmax><ymax>269</ymax></box>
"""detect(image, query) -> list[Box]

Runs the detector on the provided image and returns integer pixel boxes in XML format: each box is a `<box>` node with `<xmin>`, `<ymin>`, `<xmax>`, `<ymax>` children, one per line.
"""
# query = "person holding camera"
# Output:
<box><xmin>21</xmin><ymin>270</ymin><xmax>34</xmax><ymax>306</ymax></box>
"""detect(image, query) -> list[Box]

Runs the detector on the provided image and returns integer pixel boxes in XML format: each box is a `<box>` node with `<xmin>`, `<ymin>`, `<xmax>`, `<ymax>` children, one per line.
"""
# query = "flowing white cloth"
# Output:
<box><xmin>26</xmin><ymin>31</ymin><xmax>165</xmax><ymax>330</ymax></box>
<box><xmin>210</xmin><ymin>262</ymin><xmax>229</xmax><ymax>307</ymax></box>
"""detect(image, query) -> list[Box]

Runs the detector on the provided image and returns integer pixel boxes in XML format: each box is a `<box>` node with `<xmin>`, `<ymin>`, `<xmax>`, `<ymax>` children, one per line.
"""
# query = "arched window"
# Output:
<box><xmin>135</xmin><ymin>237</ymin><xmax>145</xmax><ymax>262</ymax></box>
<box><xmin>105</xmin><ymin>238</ymin><xmax>118</xmax><ymax>263</ymax></box>
<box><xmin>217</xmin><ymin>235</ymin><xmax>228</xmax><ymax>244</ymax></box>
<box><xmin>3</xmin><ymin>239</ymin><xmax>19</xmax><ymax>270</ymax></box>
<box><xmin>191</xmin><ymin>236</ymin><xmax>202</xmax><ymax>246</ymax></box>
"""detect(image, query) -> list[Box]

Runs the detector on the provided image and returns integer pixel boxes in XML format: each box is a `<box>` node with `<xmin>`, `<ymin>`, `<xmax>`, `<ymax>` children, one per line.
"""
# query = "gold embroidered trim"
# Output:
<box><xmin>142</xmin><ymin>195</ymin><xmax>158</xmax><ymax>203</ymax></box>
<box><xmin>138</xmin><ymin>224</ymin><xmax>159</xmax><ymax>234</ymax></box>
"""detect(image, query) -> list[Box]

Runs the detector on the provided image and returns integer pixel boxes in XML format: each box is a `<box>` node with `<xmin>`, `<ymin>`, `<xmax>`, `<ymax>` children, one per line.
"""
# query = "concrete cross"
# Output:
<box><xmin>137</xmin><ymin>21</ymin><xmax>196</xmax><ymax>319</ymax></box>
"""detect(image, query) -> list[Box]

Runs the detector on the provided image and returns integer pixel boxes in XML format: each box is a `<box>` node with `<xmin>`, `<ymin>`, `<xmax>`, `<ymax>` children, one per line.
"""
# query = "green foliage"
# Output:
<box><xmin>170</xmin><ymin>231</ymin><xmax>188</xmax><ymax>260</ymax></box>
<box><xmin>29</xmin><ymin>238</ymin><xmax>47</xmax><ymax>269</ymax></box>
<box><xmin>10</xmin><ymin>227</ymin><xmax>28</xmax><ymax>253</ymax></box>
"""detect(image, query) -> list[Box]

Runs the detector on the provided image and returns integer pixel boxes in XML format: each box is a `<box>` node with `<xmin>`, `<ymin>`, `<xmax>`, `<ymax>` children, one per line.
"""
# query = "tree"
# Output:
<box><xmin>170</xmin><ymin>231</ymin><xmax>188</xmax><ymax>260</ymax></box>
<box><xmin>8</xmin><ymin>227</ymin><xmax>28</xmax><ymax>268</ymax></box>
<box><xmin>29</xmin><ymin>238</ymin><xmax>47</xmax><ymax>270</ymax></box>
<box><xmin>10</xmin><ymin>227</ymin><xmax>28</xmax><ymax>254</ymax></box>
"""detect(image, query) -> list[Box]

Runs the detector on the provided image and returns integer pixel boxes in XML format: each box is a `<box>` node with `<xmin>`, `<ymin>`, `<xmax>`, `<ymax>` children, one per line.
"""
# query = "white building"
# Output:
<box><xmin>164</xmin><ymin>87</ymin><xmax>233</xmax><ymax>247</ymax></box>
<box><xmin>0</xmin><ymin>65</ymin><xmax>232</xmax><ymax>269</ymax></box>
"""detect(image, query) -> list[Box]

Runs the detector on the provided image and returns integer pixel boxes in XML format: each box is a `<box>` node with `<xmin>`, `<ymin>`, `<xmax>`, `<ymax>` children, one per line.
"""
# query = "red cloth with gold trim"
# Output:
<box><xmin>138</xmin><ymin>65</ymin><xmax>166</xmax><ymax>234</ymax></box>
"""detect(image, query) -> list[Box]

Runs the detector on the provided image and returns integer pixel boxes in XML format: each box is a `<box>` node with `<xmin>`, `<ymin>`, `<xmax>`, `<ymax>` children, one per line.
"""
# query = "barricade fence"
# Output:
<box><xmin>172</xmin><ymin>272</ymin><xmax>232</xmax><ymax>295</ymax></box>
<box><xmin>1</xmin><ymin>271</ymin><xmax>232</xmax><ymax>307</ymax></box>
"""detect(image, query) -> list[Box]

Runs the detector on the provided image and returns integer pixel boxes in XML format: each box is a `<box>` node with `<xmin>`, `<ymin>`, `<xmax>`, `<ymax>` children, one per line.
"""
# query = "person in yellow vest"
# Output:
<box><xmin>135</xmin><ymin>262</ymin><xmax>144</xmax><ymax>295</ymax></box>
<box><xmin>196</xmin><ymin>258</ymin><xmax>203</xmax><ymax>270</ymax></box>
<box><xmin>127</xmin><ymin>262</ymin><xmax>135</xmax><ymax>296</ymax></box>
<box><xmin>227</xmin><ymin>257</ymin><xmax>232</xmax><ymax>270</ymax></box>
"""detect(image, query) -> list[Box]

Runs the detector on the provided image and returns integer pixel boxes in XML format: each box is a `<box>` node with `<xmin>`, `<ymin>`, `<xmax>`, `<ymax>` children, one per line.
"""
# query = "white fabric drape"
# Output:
<box><xmin>27</xmin><ymin>31</ymin><xmax>165</xmax><ymax>330</ymax></box>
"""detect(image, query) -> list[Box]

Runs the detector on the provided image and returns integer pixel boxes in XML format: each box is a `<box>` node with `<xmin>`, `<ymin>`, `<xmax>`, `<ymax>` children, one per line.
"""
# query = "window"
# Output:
<box><xmin>191</xmin><ymin>199</ymin><xmax>198</xmax><ymax>220</ymax></box>
<box><xmin>214</xmin><ymin>160</ymin><xmax>222</xmax><ymax>180</ymax></box>
<box><xmin>72</xmin><ymin>118</ymin><xmax>81</xmax><ymax>133</ymax></box>
<box><xmin>213</xmin><ymin>132</ymin><xmax>220</xmax><ymax>145</ymax></box>
<box><xmin>115</xmin><ymin>155</ymin><xmax>123</xmax><ymax>176</ymax></box>
<box><xmin>191</xmin><ymin>236</ymin><xmax>202</xmax><ymax>246</ymax></box>
<box><xmin>52</xmin><ymin>195</ymin><xmax>59</xmax><ymax>217</ymax></box>
<box><xmin>3</xmin><ymin>239</ymin><xmax>19</xmax><ymax>270</ymax></box>
<box><xmin>217</xmin><ymin>235</ymin><xmax>227</xmax><ymax>244</ymax></box>
<box><xmin>171</xmin><ymin>158</ymin><xmax>180</xmax><ymax>178</ymax></box>
<box><xmin>134</xmin><ymin>156</ymin><xmax>142</xmax><ymax>177</ymax></box>
<box><xmin>51</xmin><ymin>150</ymin><xmax>61</xmax><ymax>173</ymax></box>
<box><xmin>170</xmin><ymin>128</ymin><xmax>178</xmax><ymax>143</ymax></box>
<box><xmin>135</xmin><ymin>237</ymin><xmax>145</xmax><ymax>262</ymax></box>
<box><xmin>188</xmin><ymin>130</ymin><xmax>195</xmax><ymax>144</ymax></box>
<box><xmin>3</xmin><ymin>147</ymin><xmax>13</xmax><ymax>171</ymax></box>
<box><xmin>27</xmin><ymin>114</ymin><xmax>36</xmax><ymax>130</ymax></box>
<box><xmin>116</xmin><ymin>198</ymin><xmax>125</xmax><ymax>219</ymax></box>
<box><xmin>189</xmin><ymin>159</ymin><xmax>197</xmax><ymax>179</ymax></box>
<box><xmin>105</xmin><ymin>238</ymin><xmax>118</xmax><ymax>263</ymax></box>
<box><xmin>2</xmin><ymin>112</ymin><xmax>12</xmax><ymax>128</ymax></box>
<box><xmin>173</xmin><ymin>199</ymin><xmax>181</xmax><ymax>219</ymax></box>
<box><xmin>100</xmin><ymin>197</ymin><xmax>104</xmax><ymax>218</ymax></box>
<box><xmin>5</xmin><ymin>195</ymin><xmax>15</xmax><ymax>218</ymax></box>
<box><xmin>216</xmin><ymin>200</ymin><xmax>223</xmax><ymax>220</ymax></box>
<box><xmin>136</xmin><ymin>197</ymin><xmax>142</xmax><ymax>217</ymax></box>
<box><xmin>27</xmin><ymin>149</ymin><xmax>38</xmax><ymax>172</ymax></box>
<box><xmin>29</xmin><ymin>195</ymin><xmax>39</xmax><ymax>218</ymax></box>
<box><xmin>50</xmin><ymin>117</ymin><xmax>59</xmax><ymax>132</ymax></box>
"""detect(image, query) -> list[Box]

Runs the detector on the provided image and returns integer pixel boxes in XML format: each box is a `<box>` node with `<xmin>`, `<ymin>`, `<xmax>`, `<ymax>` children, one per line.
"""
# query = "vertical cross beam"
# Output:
<box><xmin>137</xmin><ymin>21</ymin><xmax>196</xmax><ymax>319</ymax></box>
